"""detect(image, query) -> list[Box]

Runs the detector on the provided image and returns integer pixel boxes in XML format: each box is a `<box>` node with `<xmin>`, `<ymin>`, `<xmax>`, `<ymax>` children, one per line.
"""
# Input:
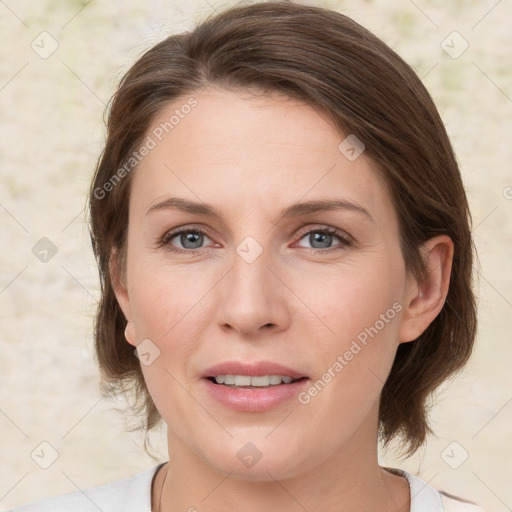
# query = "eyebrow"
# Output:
<box><xmin>146</xmin><ymin>197</ymin><xmax>373</xmax><ymax>221</ymax></box>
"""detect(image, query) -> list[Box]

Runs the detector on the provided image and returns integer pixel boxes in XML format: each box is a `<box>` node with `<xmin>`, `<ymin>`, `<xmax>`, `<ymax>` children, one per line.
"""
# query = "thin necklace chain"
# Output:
<box><xmin>157</xmin><ymin>464</ymin><xmax>169</xmax><ymax>512</ymax></box>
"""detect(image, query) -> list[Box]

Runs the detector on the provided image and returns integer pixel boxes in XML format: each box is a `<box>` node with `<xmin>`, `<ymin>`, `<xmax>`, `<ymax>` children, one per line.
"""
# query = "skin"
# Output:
<box><xmin>112</xmin><ymin>87</ymin><xmax>453</xmax><ymax>512</ymax></box>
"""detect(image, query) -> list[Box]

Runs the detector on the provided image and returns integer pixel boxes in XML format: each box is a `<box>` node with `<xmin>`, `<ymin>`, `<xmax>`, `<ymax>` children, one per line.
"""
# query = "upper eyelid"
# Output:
<box><xmin>163</xmin><ymin>224</ymin><xmax>351</xmax><ymax>246</ymax></box>
<box><xmin>295</xmin><ymin>224</ymin><xmax>350</xmax><ymax>238</ymax></box>
<box><xmin>163</xmin><ymin>224</ymin><xmax>215</xmax><ymax>242</ymax></box>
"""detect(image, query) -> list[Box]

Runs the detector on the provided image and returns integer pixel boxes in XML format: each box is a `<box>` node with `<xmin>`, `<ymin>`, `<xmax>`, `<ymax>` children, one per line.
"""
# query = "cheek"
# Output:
<box><xmin>128</xmin><ymin>264</ymin><xmax>212</xmax><ymax>420</ymax></box>
<box><xmin>126</xmin><ymin>260</ymin><xmax>219</xmax><ymax>405</ymax></box>
<box><xmin>301</xmin><ymin>259</ymin><xmax>402</xmax><ymax>345</ymax></box>
<box><xmin>293</xmin><ymin>255</ymin><xmax>404</xmax><ymax>399</ymax></box>
<box><xmin>128</xmin><ymin>260</ymin><xmax>208</xmax><ymax>341</ymax></box>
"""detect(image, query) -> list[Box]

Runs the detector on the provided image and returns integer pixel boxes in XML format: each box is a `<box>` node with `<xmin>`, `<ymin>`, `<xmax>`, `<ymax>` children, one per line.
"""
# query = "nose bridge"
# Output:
<box><xmin>229</xmin><ymin>235</ymin><xmax>273</xmax><ymax>303</ymax></box>
<box><xmin>217</xmin><ymin>233</ymin><xmax>288</xmax><ymax>334</ymax></box>
<box><xmin>227</xmin><ymin>211</ymin><xmax>274</xmax><ymax>287</ymax></box>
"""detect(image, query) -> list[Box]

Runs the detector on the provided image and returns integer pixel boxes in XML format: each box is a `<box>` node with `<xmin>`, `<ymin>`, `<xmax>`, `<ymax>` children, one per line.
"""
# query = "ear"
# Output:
<box><xmin>398</xmin><ymin>235</ymin><xmax>454</xmax><ymax>343</ymax></box>
<box><xmin>110</xmin><ymin>248</ymin><xmax>137</xmax><ymax>347</ymax></box>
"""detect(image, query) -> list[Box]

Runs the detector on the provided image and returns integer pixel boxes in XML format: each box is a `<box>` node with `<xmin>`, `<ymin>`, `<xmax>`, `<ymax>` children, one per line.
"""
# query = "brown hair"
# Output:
<box><xmin>88</xmin><ymin>1</ymin><xmax>477</xmax><ymax>457</ymax></box>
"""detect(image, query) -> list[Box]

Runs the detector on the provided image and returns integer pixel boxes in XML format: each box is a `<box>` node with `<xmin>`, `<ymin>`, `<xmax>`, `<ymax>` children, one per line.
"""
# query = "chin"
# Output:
<box><xmin>210</xmin><ymin>458</ymin><xmax>303</xmax><ymax>483</ymax></box>
<box><xmin>198</xmin><ymin>438</ymin><xmax>311</xmax><ymax>483</ymax></box>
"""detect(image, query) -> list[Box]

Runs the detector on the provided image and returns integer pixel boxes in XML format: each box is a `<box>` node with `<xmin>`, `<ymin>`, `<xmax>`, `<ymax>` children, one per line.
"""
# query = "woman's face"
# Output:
<box><xmin>115</xmin><ymin>87</ymin><xmax>417</xmax><ymax>480</ymax></box>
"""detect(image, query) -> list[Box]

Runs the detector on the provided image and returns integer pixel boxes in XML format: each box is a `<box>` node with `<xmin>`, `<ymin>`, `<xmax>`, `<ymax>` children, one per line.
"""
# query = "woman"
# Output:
<box><xmin>11</xmin><ymin>2</ymin><xmax>486</xmax><ymax>511</ymax></box>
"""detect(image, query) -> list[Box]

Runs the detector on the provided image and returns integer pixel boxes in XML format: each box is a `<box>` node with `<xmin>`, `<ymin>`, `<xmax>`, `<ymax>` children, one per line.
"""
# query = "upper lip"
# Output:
<box><xmin>202</xmin><ymin>361</ymin><xmax>308</xmax><ymax>379</ymax></box>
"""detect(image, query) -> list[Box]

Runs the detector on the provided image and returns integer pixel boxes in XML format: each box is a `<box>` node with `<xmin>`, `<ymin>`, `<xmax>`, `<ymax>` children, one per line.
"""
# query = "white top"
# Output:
<box><xmin>7</xmin><ymin>464</ymin><xmax>486</xmax><ymax>512</ymax></box>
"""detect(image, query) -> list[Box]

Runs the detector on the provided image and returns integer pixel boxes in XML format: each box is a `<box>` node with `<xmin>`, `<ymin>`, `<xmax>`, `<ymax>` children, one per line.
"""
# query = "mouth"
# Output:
<box><xmin>200</xmin><ymin>361</ymin><xmax>309</xmax><ymax>412</ymax></box>
<box><xmin>206</xmin><ymin>374</ymin><xmax>309</xmax><ymax>389</ymax></box>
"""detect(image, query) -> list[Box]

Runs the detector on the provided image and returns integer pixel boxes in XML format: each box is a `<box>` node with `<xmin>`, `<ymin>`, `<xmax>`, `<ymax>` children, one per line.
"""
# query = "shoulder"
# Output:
<box><xmin>385</xmin><ymin>467</ymin><xmax>488</xmax><ymax>512</ymax></box>
<box><xmin>6</xmin><ymin>464</ymin><xmax>163</xmax><ymax>512</ymax></box>
<box><xmin>440</xmin><ymin>491</ymin><xmax>488</xmax><ymax>512</ymax></box>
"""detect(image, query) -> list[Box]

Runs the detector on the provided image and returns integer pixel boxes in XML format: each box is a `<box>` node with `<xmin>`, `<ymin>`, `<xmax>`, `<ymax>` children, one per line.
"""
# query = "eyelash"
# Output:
<box><xmin>158</xmin><ymin>225</ymin><xmax>352</xmax><ymax>256</ymax></box>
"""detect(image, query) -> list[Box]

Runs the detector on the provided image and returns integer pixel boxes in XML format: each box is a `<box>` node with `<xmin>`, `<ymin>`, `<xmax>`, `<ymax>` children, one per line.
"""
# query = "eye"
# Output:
<box><xmin>158</xmin><ymin>225</ymin><xmax>352</xmax><ymax>255</ymax></box>
<box><xmin>295</xmin><ymin>226</ymin><xmax>352</xmax><ymax>252</ymax></box>
<box><xmin>160</xmin><ymin>227</ymin><xmax>216</xmax><ymax>254</ymax></box>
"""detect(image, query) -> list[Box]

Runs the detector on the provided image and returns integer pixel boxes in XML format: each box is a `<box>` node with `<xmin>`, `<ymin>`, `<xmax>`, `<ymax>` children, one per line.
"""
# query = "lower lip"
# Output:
<box><xmin>202</xmin><ymin>378</ymin><xmax>309</xmax><ymax>412</ymax></box>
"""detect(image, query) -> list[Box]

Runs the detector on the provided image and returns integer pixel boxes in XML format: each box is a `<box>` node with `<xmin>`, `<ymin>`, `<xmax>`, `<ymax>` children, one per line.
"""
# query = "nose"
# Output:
<box><xmin>216</xmin><ymin>243</ymin><xmax>291</xmax><ymax>338</ymax></box>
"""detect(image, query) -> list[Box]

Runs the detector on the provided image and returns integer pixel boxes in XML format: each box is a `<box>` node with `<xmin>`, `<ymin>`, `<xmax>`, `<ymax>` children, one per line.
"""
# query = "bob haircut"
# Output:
<box><xmin>88</xmin><ymin>1</ymin><xmax>477</xmax><ymax>457</ymax></box>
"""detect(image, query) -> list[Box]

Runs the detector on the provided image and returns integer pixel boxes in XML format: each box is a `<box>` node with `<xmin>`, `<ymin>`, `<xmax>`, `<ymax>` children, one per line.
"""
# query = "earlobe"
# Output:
<box><xmin>124</xmin><ymin>321</ymin><xmax>137</xmax><ymax>347</ymax></box>
<box><xmin>109</xmin><ymin>248</ymin><xmax>133</xmax><ymax>328</ymax></box>
<box><xmin>398</xmin><ymin>235</ymin><xmax>454</xmax><ymax>343</ymax></box>
<box><xmin>110</xmin><ymin>250</ymin><xmax>137</xmax><ymax>347</ymax></box>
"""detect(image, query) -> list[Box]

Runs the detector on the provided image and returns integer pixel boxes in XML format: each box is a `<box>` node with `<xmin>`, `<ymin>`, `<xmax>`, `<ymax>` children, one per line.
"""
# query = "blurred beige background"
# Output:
<box><xmin>1</xmin><ymin>0</ymin><xmax>511</xmax><ymax>510</ymax></box>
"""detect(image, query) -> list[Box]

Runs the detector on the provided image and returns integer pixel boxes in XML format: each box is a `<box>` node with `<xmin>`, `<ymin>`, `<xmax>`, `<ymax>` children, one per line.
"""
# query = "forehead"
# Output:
<box><xmin>130</xmin><ymin>87</ymin><xmax>394</xmax><ymax>223</ymax></box>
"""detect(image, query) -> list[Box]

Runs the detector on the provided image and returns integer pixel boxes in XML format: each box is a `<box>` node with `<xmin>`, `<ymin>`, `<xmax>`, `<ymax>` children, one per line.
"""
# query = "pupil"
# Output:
<box><xmin>182</xmin><ymin>232</ymin><xmax>202</xmax><ymax>249</ymax></box>
<box><xmin>311</xmin><ymin>232</ymin><xmax>331</xmax><ymax>249</ymax></box>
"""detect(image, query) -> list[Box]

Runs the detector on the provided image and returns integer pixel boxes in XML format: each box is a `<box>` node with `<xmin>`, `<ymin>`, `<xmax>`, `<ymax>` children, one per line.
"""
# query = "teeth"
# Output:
<box><xmin>253</xmin><ymin>376</ymin><xmax>274</xmax><ymax>386</ymax></box>
<box><xmin>234</xmin><ymin>375</ymin><xmax>251</xmax><ymax>386</ymax></box>
<box><xmin>269</xmin><ymin>375</ymin><xmax>283</xmax><ymax>385</ymax></box>
<box><xmin>223</xmin><ymin>375</ymin><xmax>236</xmax><ymax>385</ymax></box>
<box><xmin>212</xmin><ymin>375</ymin><xmax>298</xmax><ymax>387</ymax></box>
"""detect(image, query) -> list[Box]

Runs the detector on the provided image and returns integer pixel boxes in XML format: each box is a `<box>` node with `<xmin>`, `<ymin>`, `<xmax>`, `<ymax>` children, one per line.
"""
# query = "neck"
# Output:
<box><xmin>154</xmin><ymin>422</ymin><xmax>410</xmax><ymax>512</ymax></box>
